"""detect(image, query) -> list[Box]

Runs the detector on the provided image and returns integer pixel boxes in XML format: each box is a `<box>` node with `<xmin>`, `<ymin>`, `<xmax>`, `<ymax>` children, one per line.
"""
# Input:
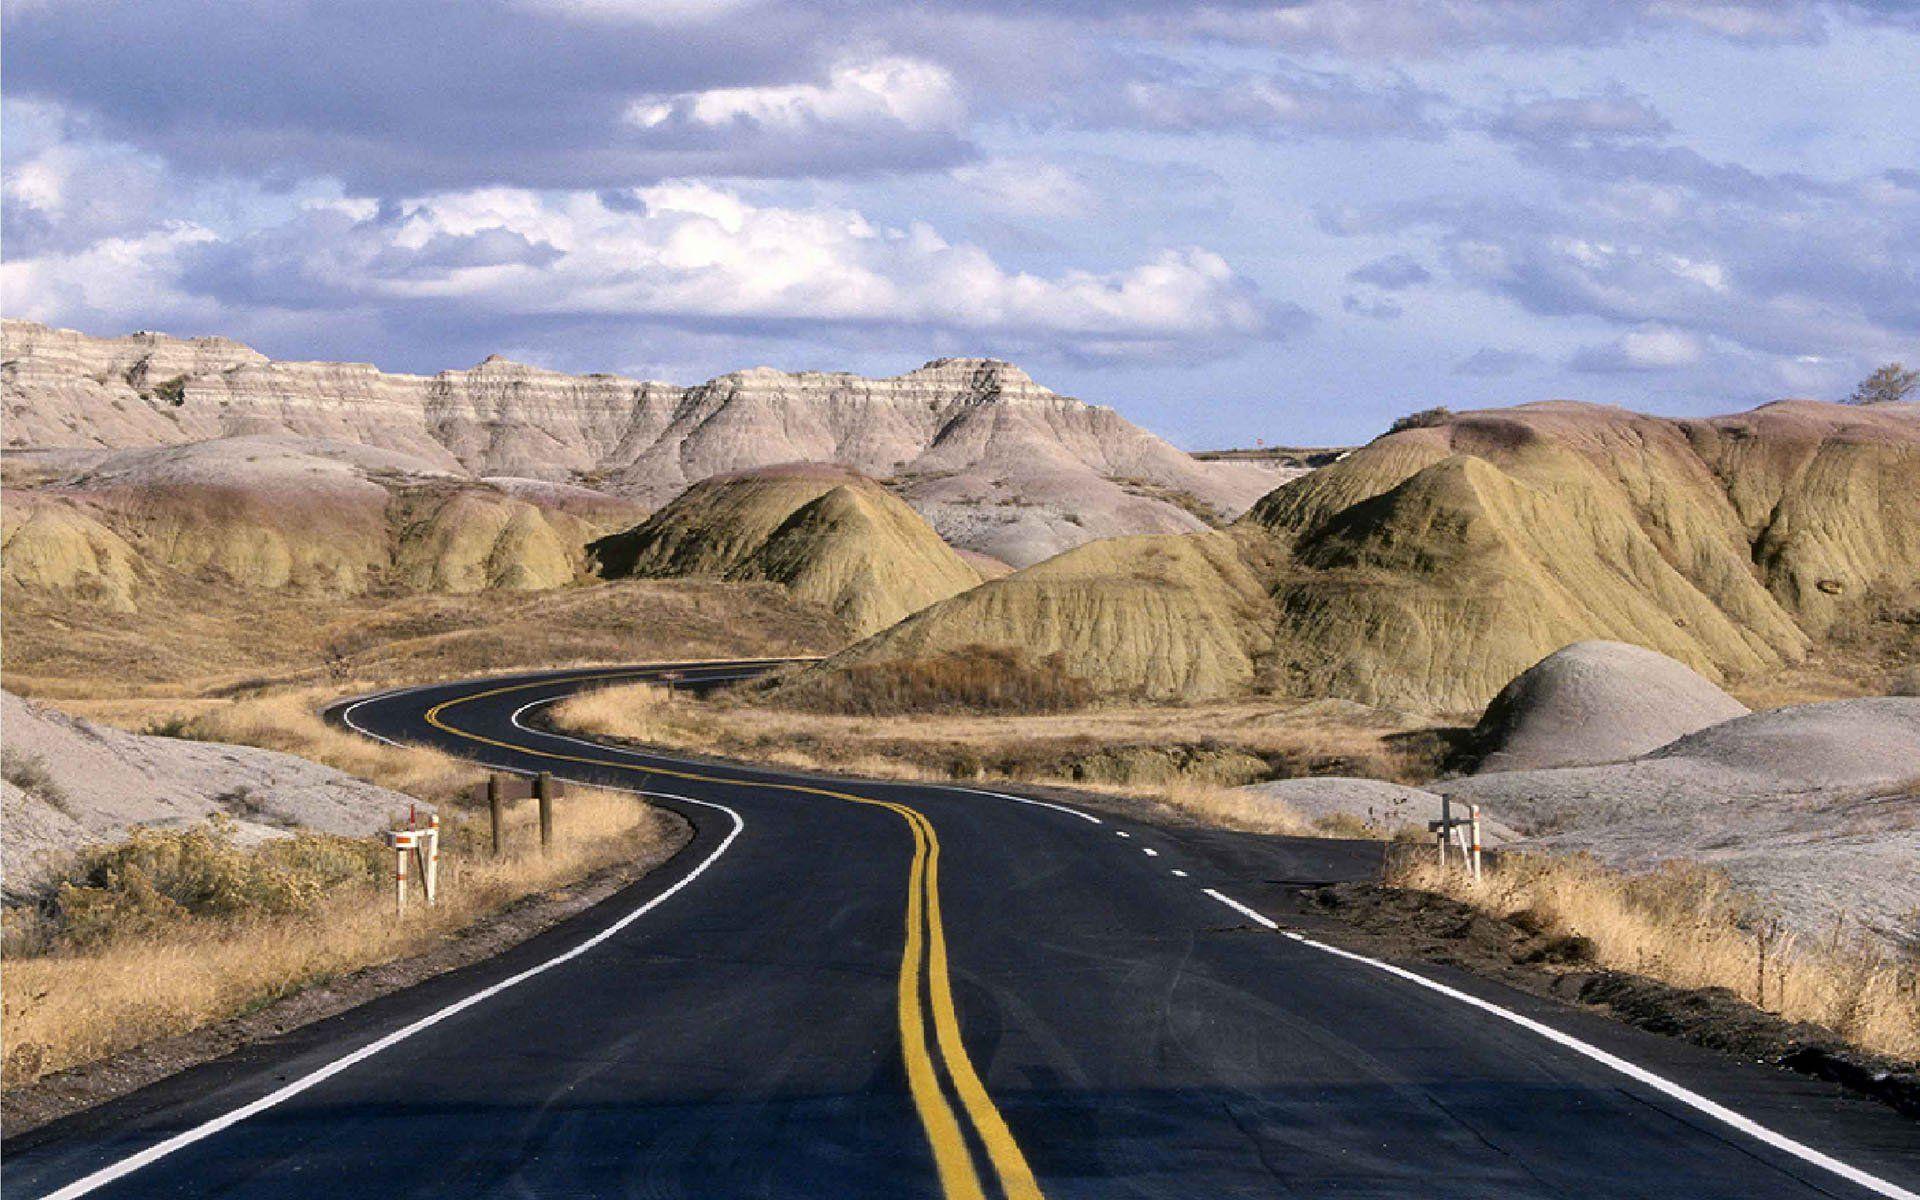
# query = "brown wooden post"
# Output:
<box><xmin>536</xmin><ymin>771</ymin><xmax>554</xmax><ymax>853</ymax></box>
<box><xmin>488</xmin><ymin>774</ymin><xmax>505</xmax><ymax>858</ymax></box>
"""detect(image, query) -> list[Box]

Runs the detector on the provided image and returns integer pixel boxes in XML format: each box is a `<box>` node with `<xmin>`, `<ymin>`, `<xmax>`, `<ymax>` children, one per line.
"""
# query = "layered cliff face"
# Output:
<box><xmin>592</xmin><ymin>465</ymin><xmax>983</xmax><ymax>636</ymax></box>
<box><xmin>0</xmin><ymin>436</ymin><xmax>648</xmax><ymax>610</ymax></box>
<box><xmin>3</xmin><ymin>321</ymin><xmax>1284</xmax><ymax>567</ymax></box>
<box><xmin>828</xmin><ymin>400</ymin><xmax>1920</xmax><ymax>710</ymax></box>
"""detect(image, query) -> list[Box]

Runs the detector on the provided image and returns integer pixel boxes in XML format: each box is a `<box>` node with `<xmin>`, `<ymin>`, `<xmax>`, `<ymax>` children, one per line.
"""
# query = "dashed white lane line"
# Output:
<box><xmin>1198</xmin><ymin>889</ymin><xmax>1918</xmax><ymax>1200</ymax></box>
<box><xmin>1142</xmin><ymin>848</ymin><xmax>1159</xmax><ymax>857</ymax></box>
<box><xmin>1115</xmin><ymin>831</ymin><xmax>1131</xmax><ymax>839</ymax></box>
<box><xmin>1171</xmin><ymin>869</ymin><xmax>1189</xmax><ymax>878</ymax></box>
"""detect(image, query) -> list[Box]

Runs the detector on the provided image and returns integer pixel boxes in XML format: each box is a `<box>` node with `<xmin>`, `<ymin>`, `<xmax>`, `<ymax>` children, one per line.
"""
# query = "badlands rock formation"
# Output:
<box><xmin>2</xmin><ymin>436</ymin><xmax>645</xmax><ymax>608</ymax></box>
<box><xmin>3</xmin><ymin>321</ymin><xmax>1285</xmax><ymax>567</ymax></box>
<box><xmin>1467</xmin><ymin>641</ymin><xmax>1750</xmax><ymax>773</ymax></box>
<box><xmin>829</xmin><ymin>399</ymin><xmax>1920</xmax><ymax>709</ymax></box>
<box><xmin>2</xmin><ymin>690</ymin><xmax>415</xmax><ymax>897</ymax></box>
<box><xmin>592</xmin><ymin>465</ymin><xmax>984</xmax><ymax>636</ymax></box>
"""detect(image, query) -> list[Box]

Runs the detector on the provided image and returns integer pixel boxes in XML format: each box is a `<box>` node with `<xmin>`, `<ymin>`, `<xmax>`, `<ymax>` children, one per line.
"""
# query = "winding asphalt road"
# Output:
<box><xmin>8</xmin><ymin>661</ymin><xmax>1918</xmax><ymax>1199</ymax></box>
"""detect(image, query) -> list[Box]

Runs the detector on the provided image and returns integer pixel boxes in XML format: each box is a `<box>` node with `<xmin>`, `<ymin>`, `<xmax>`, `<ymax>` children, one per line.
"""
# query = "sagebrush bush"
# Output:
<box><xmin>778</xmin><ymin>645</ymin><xmax>1095</xmax><ymax>715</ymax></box>
<box><xmin>44</xmin><ymin>818</ymin><xmax>385</xmax><ymax>947</ymax></box>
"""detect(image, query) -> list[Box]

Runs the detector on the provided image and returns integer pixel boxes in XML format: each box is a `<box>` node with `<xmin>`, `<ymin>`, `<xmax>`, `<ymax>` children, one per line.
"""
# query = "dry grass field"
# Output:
<box><xmin>1</xmin><ymin>577</ymin><xmax>845</xmax><ymax>702</ymax></box>
<box><xmin>547</xmin><ymin>679</ymin><xmax>1447</xmax><ymax>834</ymax></box>
<box><xmin>0</xmin><ymin>675</ymin><xmax>685</xmax><ymax>1091</ymax></box>
<box><xmin>1390</xmin><ymin>853</ymin><xmax>1920</xmax><ymax>1061</ymax></box>
<box><xmin>3</xmin><ymin>787</ymin><xmax>672</xmax><ymax>1087</ymax></box>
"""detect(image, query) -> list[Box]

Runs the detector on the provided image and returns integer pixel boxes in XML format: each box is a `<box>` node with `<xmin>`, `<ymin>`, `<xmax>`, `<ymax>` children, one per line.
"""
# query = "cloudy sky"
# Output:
<box><xmin>5</xmin><ymin>0</ymin><xmax>1917</xmax><ymax>446</ymax></box>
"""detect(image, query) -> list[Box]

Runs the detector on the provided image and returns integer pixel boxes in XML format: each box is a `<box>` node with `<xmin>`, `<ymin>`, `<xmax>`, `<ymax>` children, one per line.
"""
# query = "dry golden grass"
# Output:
<box><xmin>2</xmin><ymin>788</ymin><xmax>671</xmax><ymax>1087</ymax></box>
<box><xmin>551</xmin><ymin>683</ymin><xmax>1339</xmax><ymax>836</ymax></box>
<box><xmin>556</xmin><ymin>680</ymin><xmax>1447</xmax><ymax>783</ymax></box>
<box><xmin>2</xmin><ymin>577</ymin><xmax>845</xmax><ymax>703</ymax></box>
<box><xmin>778</xmin><ymin>646</ymin><xmax>1096</xmax><ymax>714</ymax></box>
<box><xmin>1390</xmin><ymin>852</ymin><xmax>1920</xmax><ymax>1061</ymax></box>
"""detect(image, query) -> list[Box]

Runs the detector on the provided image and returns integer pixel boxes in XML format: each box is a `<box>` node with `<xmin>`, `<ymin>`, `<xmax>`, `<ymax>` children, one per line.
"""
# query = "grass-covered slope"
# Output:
<box><xmin>592</xmin><ymin>465</ymin><xmax>983</xmax><ymax>636</ymax></box>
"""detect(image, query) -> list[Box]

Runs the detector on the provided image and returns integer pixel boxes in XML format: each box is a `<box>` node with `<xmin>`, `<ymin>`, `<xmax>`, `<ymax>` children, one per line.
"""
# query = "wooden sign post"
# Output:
<box><xmin>536</xmin><ymin>771</ymin><xmax>555</xmax><ymax>854</ymax></box>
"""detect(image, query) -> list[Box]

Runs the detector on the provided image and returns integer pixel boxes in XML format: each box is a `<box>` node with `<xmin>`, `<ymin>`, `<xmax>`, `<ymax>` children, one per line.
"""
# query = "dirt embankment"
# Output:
<box><xmin>1309</xmin><ymin>880</ymin><xmax>1920</xmax><ymax>1120</ymax></box>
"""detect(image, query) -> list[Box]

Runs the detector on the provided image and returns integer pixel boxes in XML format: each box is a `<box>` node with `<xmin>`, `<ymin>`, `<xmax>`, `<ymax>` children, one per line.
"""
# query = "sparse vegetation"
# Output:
<box><xmin>1847</xmin><ymin>362</ymin><xmax>1918</xmax><ymax>407</ymax></box>
<box><xmin>2</xmin><ymin>748</ymin><xmax>72</xmax><ymax>814</ymax></box>
<box><xmin>2</xmin><ymin>787</ymin><xmax>673</xmax><ymax>1088</ymax></box>
<box><xmin>1</xmin><ymin>579</ymin><xmax>842</xmax><ymax>703</ymax></box>
<box><xmin>152</xmin><ymin>375</ymin><xmax>189</xmax><ymax>406</ymax></box>
<box><xmin>550</xmin><ymin>680</ymin><xmax>1449</xmax><ymax>835</ymax></box>
<box><xmin>1387</xmin><ymin>405</ymin><xmax>1453</xmax><ymax>433</ymax></box>
<box><xmin>1388</xmin><ymin>851</ymin><xmax>1920</xmax><ymax>1061</ymax></box>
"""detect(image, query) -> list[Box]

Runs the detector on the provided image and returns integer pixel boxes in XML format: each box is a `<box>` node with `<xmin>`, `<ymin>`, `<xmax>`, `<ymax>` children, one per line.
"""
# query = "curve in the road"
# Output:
<box><xmin>423</xmin><ymin>671</ymin><xmax>1043</xmax><ymax>1200</ymax></box>
<box><xmin>13</xmin><ymin>661</ymin><xmax>1919</xmax><ymax>1200</ymax></box>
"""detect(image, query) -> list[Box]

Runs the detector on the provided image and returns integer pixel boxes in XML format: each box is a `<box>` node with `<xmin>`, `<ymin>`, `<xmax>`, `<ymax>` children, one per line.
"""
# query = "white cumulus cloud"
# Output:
<box><xmin>627</xmin><ymin>56</ymin><xmax>965</xmax><ymax>134</ymax></box>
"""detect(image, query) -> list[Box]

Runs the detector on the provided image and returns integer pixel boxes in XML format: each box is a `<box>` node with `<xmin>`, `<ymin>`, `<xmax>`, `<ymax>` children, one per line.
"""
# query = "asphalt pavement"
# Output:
<box><xmin>8</xmin><ymin>662</ymin><xmax>1917</xmax><ymax>1199</ymax></box>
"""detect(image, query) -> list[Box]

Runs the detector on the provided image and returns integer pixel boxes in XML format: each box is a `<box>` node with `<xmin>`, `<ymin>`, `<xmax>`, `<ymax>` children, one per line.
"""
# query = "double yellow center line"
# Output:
<box><xmin>417</xmin><ymin>672</ymin><xmax>1046</xmax><ymax>1200</ymax></box>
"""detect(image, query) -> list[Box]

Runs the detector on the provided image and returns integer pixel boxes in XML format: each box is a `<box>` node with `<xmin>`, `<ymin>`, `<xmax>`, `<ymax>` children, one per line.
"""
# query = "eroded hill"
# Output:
<box><xmin>828</xmin><ymin>400</ymin><xmax>1920</xmax><ymax>711</ymax></box>
<box><xmin>2</xmin><ymin>437</ymin><xmax>646</xmax><ymax>611</ymax></box>
<box><xmin>591</xmin><ymin>465</ymin><xmax>984</xmax><ymax>637</ymax></box>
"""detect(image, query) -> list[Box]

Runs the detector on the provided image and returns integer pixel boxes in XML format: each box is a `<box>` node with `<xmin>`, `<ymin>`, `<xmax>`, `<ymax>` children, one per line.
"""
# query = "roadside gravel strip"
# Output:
<box><xmin>8</xmin><ymin>663</ymin><xmax>1917</xmax><ymax>1200</ymax></box>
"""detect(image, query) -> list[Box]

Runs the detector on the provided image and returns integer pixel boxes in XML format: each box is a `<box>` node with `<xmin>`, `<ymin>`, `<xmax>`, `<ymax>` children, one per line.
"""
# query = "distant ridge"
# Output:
<box><xmin>2</xmin><ymin>320</ymin><xmax>1287</xmax><ymax>567</ymax></box>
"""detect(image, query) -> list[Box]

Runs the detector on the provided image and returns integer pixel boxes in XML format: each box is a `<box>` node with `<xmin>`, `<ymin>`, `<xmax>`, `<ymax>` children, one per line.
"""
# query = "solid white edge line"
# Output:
<box><xmin>1202</xmin><ymin>888</ymin><xmax>1278</xmax><ymax>930</ymax></box>
<box><xmin>36</xmin><ymin>778</ymin><xmax>746</xmax><ymax>1200</ymax></box>
<box><xmin>333</xmin><ymin>684</ymin><xmax>1912</xmax><ymax>1200</ymax></box>
<box><xmin>1200</xmin><ymin>891</ymin><xmax>1919</xmax><ymax>1200</ymax></box>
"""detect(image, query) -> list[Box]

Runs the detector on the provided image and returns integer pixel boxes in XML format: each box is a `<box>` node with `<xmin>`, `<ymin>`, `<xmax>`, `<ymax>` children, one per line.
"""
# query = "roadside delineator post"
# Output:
<box><xmin>536</xmin><ymin>771</ymin><xmax>555</xmax><ymax>854</ymax></box>
<box><xmin>1429</xmin><ymin>797</ymin><xmax>1482</xmax><ymax>883</ymax></box>
<box><xmin>384</xmin><ymin>815</ymin><xmax>441</xmax><ymax>912</ymax></box>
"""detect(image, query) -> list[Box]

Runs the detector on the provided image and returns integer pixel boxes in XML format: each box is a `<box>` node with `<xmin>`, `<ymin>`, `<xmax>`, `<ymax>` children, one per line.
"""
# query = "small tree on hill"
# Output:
<box><xmin>1846</xmin><ymin>363</ymin><xmax>1918</xmax><ymax>406</ymax></box>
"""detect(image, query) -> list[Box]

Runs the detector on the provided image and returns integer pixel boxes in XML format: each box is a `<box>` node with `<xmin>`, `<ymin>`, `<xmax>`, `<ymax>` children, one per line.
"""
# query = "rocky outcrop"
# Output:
<box><xmin>2</xmin><ymin>690</ymin><xmax>417</xmax><ymax>897</ymax></box>
<box><xmin>1467</xmin><ymin>641</ymin><xmax>1750</xmax><ymax>773</ymax></box>
<box><xmin>1441</xmin><ymin>698</ymin><xmax>1920</xmax><ymax>945</ymax></box>
<box><xmin>3</xmin><ymin>321</ymin><xmax>1286</xmax><ymax>566</ymax></box>
<box><xmin>593</xmin><ymin>465</ymin><xmax>983</xmax><ymax>636</ymax></box>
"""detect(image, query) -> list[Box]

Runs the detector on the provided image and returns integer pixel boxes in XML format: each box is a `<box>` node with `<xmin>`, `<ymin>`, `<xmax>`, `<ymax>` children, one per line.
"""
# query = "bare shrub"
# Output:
<box><xmin>2</xmin><ymin>749</ymin><xmax>72</xmax><ymax>815</ymax></box>
<box><xmin>1388</xmin><ymin>406</ymin><xmax>1453</xmax><ymax>433</ymax></box>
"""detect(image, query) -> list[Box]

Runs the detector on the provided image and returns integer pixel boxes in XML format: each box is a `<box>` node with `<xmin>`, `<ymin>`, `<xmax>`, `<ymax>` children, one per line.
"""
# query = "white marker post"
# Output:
<box><xmin>384</xmin><ymin>818</ymin><xmax>441</xmax><ymax>912</ymax></box>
